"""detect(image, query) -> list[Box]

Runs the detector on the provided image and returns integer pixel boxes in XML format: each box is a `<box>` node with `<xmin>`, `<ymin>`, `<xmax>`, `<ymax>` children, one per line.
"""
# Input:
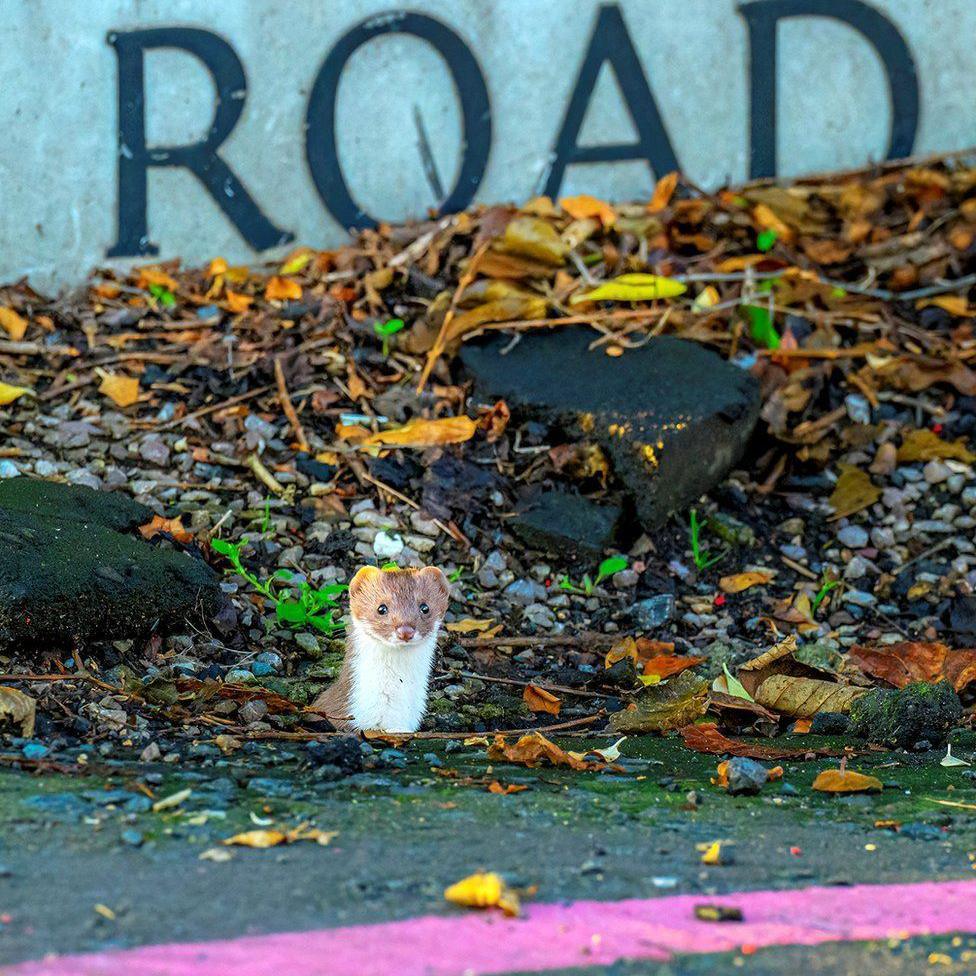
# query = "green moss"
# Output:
<box><xmin>850</xmin><ymin>681</ymin><xmax>962</xmax><ymax>749</ymax></box>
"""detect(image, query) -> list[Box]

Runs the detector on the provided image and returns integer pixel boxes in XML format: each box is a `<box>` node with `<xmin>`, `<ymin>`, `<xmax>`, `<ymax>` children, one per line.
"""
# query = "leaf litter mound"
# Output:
<box><xmin>1</xmin><ymin>151</ymin><xmax>976</xmax><ymax>774</ymax></box>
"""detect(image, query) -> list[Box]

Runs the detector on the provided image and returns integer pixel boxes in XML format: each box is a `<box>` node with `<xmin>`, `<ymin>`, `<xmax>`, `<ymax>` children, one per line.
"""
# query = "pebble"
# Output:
<box><xmin>632</xmin><ymin>594</ymin><xmax>674</xmax><ymax>629</ymax></box>
<box><xmin>0</xmin><ymin>460</ymin><xmax>20</xmax><ymax>479</ymax></box>
<box><xmin>612</xmin><ymin>569</ymin><xmax>639</xmax><ymax>589</ymax></box>
<box><xmin>373</xmin><ymin>531</ymin><xmax>404</xmax><ymax>559</ymax></box>
<box><xmin>140</xmin><ymin>742</ymin><xmax>162</xmax><ymax>762</ymax></box>
<box><xmin>121</xmin><ymin>829</ymin><xmax>145</xmax><ymax>847</ymax></box>
<box><xmin>726</xmin><ymin>757</ymin><xmax>768</xmax><ymax>795</ymax></box>
<box><xmin>844</xmin><ymin>393</ymin><xmax>872</xmax><ymax>425</ymax></box>
<box><xmin>843</xmin><ymin>589</ymin><xmax>876</xmax><ymax>607</ymax></box>
<box><xmin>504</xmin><ymin>579</ymin><xmax>547</xmax><ymax>606</ymax></box>
<box><xmin>924</xmin><ymin>460</ymin><xmax>952</xmax><ymax>485</ymax></box>
<box><xmin>22</xmin><ymin>742</ymin><xmax>50</xmax><ymax>760</ymax></box>
<box><xmin>843</xmin><ymin>556</ymin><xmax>869</xmax><ymax>581</ymax></box>
<box><xmin>523</xmin><ymin>603</ymin><xmax>556</xmax><ymax>628</ymax></box>
<box><xmin>870</xmin><ymin>526</ymin><xmax>895</xmax><ymax>548</ymax></box>
<box><xmin>225</xmin><ymin>668</ymin><xmax>255</xmax><ymax>684</ymax></box>
<box><xmin>836</xmin><ymin>525</ymin><xmax>869</xmax><ymax>548</ymax></box>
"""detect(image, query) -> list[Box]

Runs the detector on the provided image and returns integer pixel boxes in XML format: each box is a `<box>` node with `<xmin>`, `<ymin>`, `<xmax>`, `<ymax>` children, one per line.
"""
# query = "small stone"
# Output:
<box><xmin>121</xmin><ymin>829</ymin><xmax>144</xmax><ymax>847</ymax></box>
<box><xmin>843</xmin><ymin>556</ymin><xmax>869</xmax><ymax>581</ymax></box>
<box><xmin>924</xmin><ymin>460</ymin><xmax>952</xmax><ymax>485</ymax></box>
<box><xmin>225</xmin><ymin>668</ymin><xmax>255</xmax><ymax>684</ymax></box>
<box><xmin>140</xmin><ymin>742</ymin><xmax>162</xmax><ymax>762</ymax></box>
<box><xmin>809</xmin><ymin>712</ymin><xmax>850</xmax><ymax>735</ymax></box>
<box><xmin>632</xmin><ymin>594</ymin><xmax>674</xmax><ymax>629</ymax></box>
<box><xmin>239</xmin><ymin>700</ymin><xmax>269</xmax><ymax>725</ymax></box>
<box><xmin>725</xmin><ymin>756</ymin><xmax>768</xmax><ymax>795</ymax></box>
<box><xmin>837</xmin><ymin>525</ymin><xmax>869</xmax><ymax>548</ymax></box>
<box><xmin>844</xmin><ymin>393</ymin><xmax>871</xmax><ymax>425</ymax></box>
<box><xmin>373</xmin><ymin>530</ymin><xmax>404</xmax><ymax>559</ymax></box>
<box><xmin>22</xmin><ymin>742</ymin><xmax>49</xmax><ymax>760</ymax></box>
<box><xmin>612</xmin><ymin>569</ymin><xmax>639</xmax><ymax>589</ymax></box>
<box><xmin>843</xmin><ymin>589</ymin><xmax>876</xmax><ymax>607</ymax></box>
<box><xmin>295</xmin><ymin>632</ymin><xmax>321</xmax><ymax>655</ymax></box>
<box><xmin>503</xmin><ymin>579</ymin><xmax>547</xmax><ymax>606</ymax></box>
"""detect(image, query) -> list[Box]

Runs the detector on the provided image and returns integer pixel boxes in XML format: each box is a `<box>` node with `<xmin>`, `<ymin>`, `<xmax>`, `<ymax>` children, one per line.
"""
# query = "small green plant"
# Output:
<box><xmin>811</xmin><ymin>575</ymin><xmax>841</xmax><ymax>617</ymax></box>
<box><xmin>756</xmin><ymin>228</ymin><xmax>778</xmax><ymax>253</ymax></box>
<box><xmin>211</xmin><ymin>538</ymin><xmax>347</xmax><ymax>635</ymax></box>
<box><xmin>374</xmin><ymin>317</ymin><xmax>406</xmax><ymax>356</ymax></box>
<box><xmin>148</xmin><ymin>282</ymin><xmax>176</xmax><ymax>308</ymax></box>
<box><xmin>688</xmin><ymin>509</ymin><xmax>727</xmax><ymax>571</ymax></box>
<box><xmin>559</xmin><ymin>556</ymin><xmax>628</xmax><ymax>596</ymax></box>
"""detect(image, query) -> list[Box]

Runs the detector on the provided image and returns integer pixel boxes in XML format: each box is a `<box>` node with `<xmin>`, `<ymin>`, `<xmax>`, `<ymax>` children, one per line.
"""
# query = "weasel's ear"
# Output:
<box><xmin>420</xmin><ymin>565</ymin><xmax>450</xmax><ymax>597</ymax></box>
<box><xmin>349</xmin><ymin>565</ymin><xmax>381</xmax><ymax>599</ymax></box>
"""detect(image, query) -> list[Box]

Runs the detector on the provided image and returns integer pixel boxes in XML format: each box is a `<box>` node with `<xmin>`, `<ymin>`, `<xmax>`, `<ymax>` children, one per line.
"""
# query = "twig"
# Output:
<box><xmin>274</xmin><ymin>357</ymin><xmax>309</xmax><ymax>452</ymax></box>
<box><xmin>433</xmin><ymin>669</ymin><xmax>611</xmax><ymax>700</ymax></box>
<box><xmin>818</xmin><ymin>272</ymin><xmax>976</xmax><ymax>302</ymax></box>
<box><xmin>155</xmin><ymin>384</ymin><xmax>274</xmax><ymax>431</ymax></box>
<box><xmin>417</xmin><ymin>241</ymin><xmax>489</xmax><ymax>391</ymax></box>
<box><xmin>457</xmin><ymin>633</ymin><xmax>618</xmax><ymax>649</ymax></box>
<box><xmin>893</xmin><ymin>538</ymin><xmax>955</xmax><ymax>576</ymax></box>
<box><xmin>244</xmin><ymin>452</ymin><xmax>293</xmax><ymax>500</ymax></box>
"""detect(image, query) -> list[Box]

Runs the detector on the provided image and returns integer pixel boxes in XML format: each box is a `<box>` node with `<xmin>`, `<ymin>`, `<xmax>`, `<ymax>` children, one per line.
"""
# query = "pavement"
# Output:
<box><xmin>2</xmin><ymin>734</ymin><xmax>976</xmax><ymax>974</ymax></box>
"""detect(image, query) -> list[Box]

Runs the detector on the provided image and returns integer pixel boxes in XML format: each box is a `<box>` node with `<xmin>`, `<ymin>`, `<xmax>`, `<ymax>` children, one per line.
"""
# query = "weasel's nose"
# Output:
<box><xmin>395</xmin><ymin>624</ymin><xmax>417</xmax><ymax>642</ymax></box>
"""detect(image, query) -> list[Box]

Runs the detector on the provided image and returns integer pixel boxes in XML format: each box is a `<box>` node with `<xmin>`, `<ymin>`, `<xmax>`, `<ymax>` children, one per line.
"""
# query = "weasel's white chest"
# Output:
<box><xmin>348</xmin><ymin>631</ymin><xmax>437</xmax><ymax>733</ymax></box>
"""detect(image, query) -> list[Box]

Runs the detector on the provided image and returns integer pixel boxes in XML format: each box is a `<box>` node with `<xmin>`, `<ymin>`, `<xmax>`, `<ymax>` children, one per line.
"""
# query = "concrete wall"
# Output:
<box><xmin>0</xmin><ymin>0</ymin><xmax>974</xmax><ymax>288</ymax></box>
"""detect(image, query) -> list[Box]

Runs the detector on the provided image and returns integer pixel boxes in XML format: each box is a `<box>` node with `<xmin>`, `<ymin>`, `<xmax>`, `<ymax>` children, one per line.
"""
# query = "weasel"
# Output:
<box><xmin>310</xmin><ymin>565</ymin><xmax>450</xmax><ymax>733</ymax></box>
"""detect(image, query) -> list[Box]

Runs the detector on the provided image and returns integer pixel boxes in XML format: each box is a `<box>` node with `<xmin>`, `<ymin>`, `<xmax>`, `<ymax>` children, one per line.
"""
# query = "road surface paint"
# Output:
<box><xmin>8</xmin><ymin>879</ymin><xmax>976</xmax><ymax>976</ymax></box>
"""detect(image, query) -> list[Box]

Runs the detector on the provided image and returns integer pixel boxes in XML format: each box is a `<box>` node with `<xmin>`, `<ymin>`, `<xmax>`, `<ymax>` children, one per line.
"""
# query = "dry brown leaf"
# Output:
<box><xmin>495</xmin><ymin>216</ymin><xmax>567</xmax><ymax>265</ymax></box>
<box><xmin>719</xmin><ymin>571</ymin><xmax>774</xmax><ymax>594</ymax></box>
<box><xmin>523</xmin><ymin>684</ymin><xmax>561</xmax><ymax>716</ymax></box>
<box><xmin>0</xmin><ymin>307</ymin><xmax>28</xmax><ymax>340</ymax></box>
<box><xmin>828</xmin><ymin>464</ymin><xmax>880</xmax><ymax>520</ymax></box>
<box><xmin>812</xmin><ymin>769</ymin><xmax>882</xmax><ymax>793</ymax></box>
<box><xmin>359</xmin><ymin>415</ymin><xmax>478</xmax><ymax>450</ymax></box>
<box><xmin>487</xmin><ymin>731</ymin><xmax>603</xmax><ymax>771</ymax></box>
<box><xmin>605</xmin><ymin>636</ymin><xmax>638</xmax><ymax>670</ymax></box>
<box><xmin>0</xmin><ymin>687</ymin><xmax>36</xmax><ymax>737</ymax></box>
<box><xmin>264</xmin><ymin>276</ymin><xmax>302</xmax><ymax>301</ymax></box>
<box><xmin>753</xmin><ymin>674</ymin><xmax>868</xmax><ymax>718</ymax></box>
<box><xmin>679</xmin><ymin>722</ymin><xmax>836</xmax><ymax>760</ymax></box>
<box><xmin>848</xmin><ymin>642</ymin><xmax>976</xmax><ymax>693</ymax></box>
<box><xmin>896</xmin><ymin>428</ymin><xmax>975</xmax><ymax>464</ymax></box>
<box><xmin>487</xmin><ymin>781</ymin><xmax>528</xmax><ymax>795</ymax></box>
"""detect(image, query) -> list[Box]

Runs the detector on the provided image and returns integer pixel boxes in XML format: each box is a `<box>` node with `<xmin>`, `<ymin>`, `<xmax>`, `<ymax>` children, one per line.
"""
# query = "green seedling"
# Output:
<box><xmin>559</xmin><ymin>556</ymin><xmax>628</xmax><ymax>596</ymax></box>
<box><xmin>211</xmin><ymin>538</ymin><xmax>347</xmax><ymax>635</ymax></box>
<box><xmin>374</xmin><ymin>317</ymin><xmax>406</xmax><ymax>356</ymax></box>
<box><xmin>688</xmin><ymin>509</ymin><xmax>728</xmax><ymax>571</ymax></box>
<box><xmin>756</xmin><ymin>228</ymin><xmax>778</xmax><ymax>252</ymax></box>
<box><xmin>148</xmin><ymin>283</ymin><xmax>176</xmax><ymax>308</ymax></box>
<box><xmin>811</xmin><ymin>575</ymin><xmax>841</xmax><ymax>617</ymax></box>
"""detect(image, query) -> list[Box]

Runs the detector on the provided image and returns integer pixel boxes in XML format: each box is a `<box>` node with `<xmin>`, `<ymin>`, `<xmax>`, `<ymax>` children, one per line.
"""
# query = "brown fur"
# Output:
<box><xmin>309</xmin><ymin>566</ymin><xmax>450</xmax><ymax>731</ymax></box>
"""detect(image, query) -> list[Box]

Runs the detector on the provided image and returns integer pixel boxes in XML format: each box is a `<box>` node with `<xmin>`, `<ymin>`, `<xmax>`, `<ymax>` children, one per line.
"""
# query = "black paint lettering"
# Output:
<box><xmin>306</xmin><ymin>11</ymin><xmax>491</xmax><ymax>230</ymax></box>
<box><xmin>740</xmin><ymin>0</ymin><xmax>919</xmax><ymax>178</ymax></box>
<box><xmin>543</xmin><ymin>4</ymin><xmax>679</xmax><ymax>199</ymax></box>
<box><xmin>107</xmin><ymin>28</ymin><xmax>293</xmax><ymax>257</ymax></box>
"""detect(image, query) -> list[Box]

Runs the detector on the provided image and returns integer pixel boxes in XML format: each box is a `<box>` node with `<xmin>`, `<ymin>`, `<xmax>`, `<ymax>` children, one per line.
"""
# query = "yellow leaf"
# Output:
<box><xmin>265</xmin><ymin>276</ymin><xmax>303</xmax><ymax>301</ymax></box>
<box><xmin>496</xmin><ymin>216</ymin><xmax>567</xmax><ymax>265</ymax></box>
<box><xmin>0</xmin><ymin>381</ymin><xmax>32</xmax><ymax>406</ymax></box>
<box><xmin>224</xmin><ymin>830</ymin><xmax>287</xmax><ymax>849</ymax></box>
<box><xmin>280</xmin><ymin>252</ymin><xmax>312</xmax><ymax>275</ymax></box>
<box><xmin>828</xmin><ymin>464</ymin><xmax>880</xmax><ymax>520</ymax></box>
<box><xmin>359</xmin><ymin>415</ymin><xmax>478</xmax><ymax>450</ymax></box>
<box><xmin>636</xmin><ymin>674</ymin><xmax>662</xmax><ymax>686</ymax></box>
<box><xmin>0</xmin><ymin>306</ymin><xmax>28</xmax><ymax>340</ymax></box>
<box><xmin>559</xmin><ymin>194</ymin><xmax>616</xmax><ymax>226</ymax></box>
<box><xmin>648</xmin><ymin>171</ymin><xmax>679</xmax><ymax>213</ymax></box>
<box><xmin>523</xmin><ymin>684</ymin><xmax>561</xmax><ymax>715</ymax></box>
<box><xmin>152</xmin><ymin>788</ymin><xmax>192</xmax><ymax>812</ymax></box>
<box><xmin>917</xmin><ymin>294</ymin><xmax>972</xmax><ymax>317</ymax></box>
<box><xmin>719</xmin><ymin>570</ymin><xmax>774</xmax><ymax>594</ymax></box>
<box><xmin>0</xmin><ymin>687</ymin><xmax>35</xmax><ymax>736</ymax></box>
<box><xmin>605</xmin><ymin>636</ymin><xmax>638</xmax><ymax>670</ymax></box>
<box><xmin>444</xmin><ymin>871</ymin><xmax>520</xmax><ymax>916</ymax></box>
<box><xmin>897</xmin><ymin>428</ymin><xmax>975</xmax><ymax>464</ymax></box>
<box><xmin>812</xmin><ymin>769</ymin><xmax>882</xmax><ymax>793</ymax></box>
<box><xmin>571</xmin><ymin>273</ymin><xmax>686</xmax><ymax>304</ymax></box>
<box><xmin>208</xmin><ymin>257</ymin><xmax>228</xmax><ymax>276</ymax></box>
<box><xmin>692</xmin><ymin>285</ymin><xmax>720</xmax><ymax>312</ymax></box>
<box><xmin>700</xmin><ymin>840</ymin><xmax>726</xmax><ymax>865</ymax></box>
<box><xmin>96</xmin><ymin>369</ymin><xmax>140</xmax><ymax>408</ymax></box>
<box><xmin>445</xmin><ymin>618</ymin><xmax>495</xmax><ymax>634</ymax></box>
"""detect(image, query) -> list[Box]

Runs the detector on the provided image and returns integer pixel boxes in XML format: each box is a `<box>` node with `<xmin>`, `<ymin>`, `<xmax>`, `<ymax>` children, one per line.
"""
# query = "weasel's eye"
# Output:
<box><xmin>377</xmin><ymin>604</ymin><xmax>388</xmax><ymax>615</ymax></box>
<box><xmin>419</xmin><ymin>603</ymin><xmax>430</xmax><ymax>615</ymax></box>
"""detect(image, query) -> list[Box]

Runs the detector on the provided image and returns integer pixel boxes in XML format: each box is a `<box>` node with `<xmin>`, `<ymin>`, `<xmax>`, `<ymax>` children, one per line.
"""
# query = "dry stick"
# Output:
<box><xmin>457</xmin><ymin>633</ymin><xmax>618</xmax><ymax>649</ymax></box>
<box><xmin>244</xmin><ymin>452</ymin><xmax>292</xmax><ymax>499</ymax></box>
<box><xmin>470</xmin><ymin>308</ymin><xmax>661</xmax><ymax>336</ymax></box>
<box><xmin>432</xmin><ymin>669</ymin><xmax>611</xmax><ymax>700</ymax></box>
<box><xmin>156</xmin><ymin>384</ymin><xmax>274</xmax><ymax>431</ymax></box>
<box><xmin>893</xmin><ymin>537</ymin><xmax>955</xmax><ymax>576</ymax></box>
<box><xmin>274</xmin><ymin>357</ymin><xmax>309</xmax><ymax>453</ymax></box>
<box><xmin>417</xmin><ymin>240</ymin><xmax>490</xmax><ymax>392</ymax></box>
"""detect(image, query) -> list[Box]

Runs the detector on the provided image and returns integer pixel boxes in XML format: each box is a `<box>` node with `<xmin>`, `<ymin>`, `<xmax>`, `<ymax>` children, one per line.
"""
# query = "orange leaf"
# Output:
<box><xmin>487</xmin><ymin>781</ymin><xmax>529</xmax><ymax>795</ymax></box>
<box><xmin>643</xmin><ymin>655</ymin><xmax>705</xmax><ymax>679</ymax></box>
<box><xmin>0</xmin><ymin>307</ymin><xmax>28</xmax><ymax>340</ymax></box>
<box><xmin>523</xmin><ymin>684</ymin><xmax>561</xmax><ymax>716</ymax></box>
<box><xmin>605</xmin><ymin>636</ymin><xmax>638</xmax><ymax>670</ymax></box>
<box><xmin>559</xmin><ymin>194</ymin><xmax>616</xmax><ymax>226</ymax></box>
<box><xmin>136</xmin><ymin>266</ymin><xmax>179</xmax><ymax>292</ymax></box>
<box><xmin>719</xmin><ymin>571</ymin><xmax>774</xmax><ymax>594</ymax></box>
<box><xmin>96</xmin><ymin>370</ymin><xmax>140</xmax><ymax>408</ymax></box>
<box><xmin>224</xmin><ymin>290</ymin><xmax>253</xmax><ymax>314</ymax></box>
<box><xmin>139</xmin><ymin>515</ymin><xmax>193</xmax><ymax>544</ymax></box>
<box><xmin>265</xmin><ymin>276</ymin><xmax>302</xmax><ymax>301</ymax></box>
<box><xmin>487</xmin><ymin>732</ymin><xmax>604</xmax><ymax>771</ymax></box>
<box><xmin>680</xmin><ymin>723</ymin><xmax>838</xmax><ymax>760</ymax></box>
<box><xmin>812</xmin><ymin>768</ymin><xmax>882</xmax><ymax>793</ymax></box>
<box><xmin>848</xmin><ymin>642</ymin><xmax>976</xmax><ymax>693</ymax></box>
<box><xmin>648</xmin><ymin>171</ymin><xmax>679</xmax><ymax>213</ymax></box>
<box><xmin>359</xmin><ymin>416</ymin><xmax>478</xmax><ymax>450</ymax></box>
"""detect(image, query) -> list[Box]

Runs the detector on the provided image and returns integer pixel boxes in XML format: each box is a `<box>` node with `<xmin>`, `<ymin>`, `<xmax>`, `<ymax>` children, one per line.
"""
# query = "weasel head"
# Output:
<box><xmin>348</xmin><ymin>565</ymin><xmax>450</xmax><ymax>649</ymax></box>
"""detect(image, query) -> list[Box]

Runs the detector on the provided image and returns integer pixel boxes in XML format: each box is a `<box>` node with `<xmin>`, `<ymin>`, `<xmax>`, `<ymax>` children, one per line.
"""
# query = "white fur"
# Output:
<box><xmin>347</xmin><ymin>617</ymin><xmax>439</xmax><ymax>732</ymax></box>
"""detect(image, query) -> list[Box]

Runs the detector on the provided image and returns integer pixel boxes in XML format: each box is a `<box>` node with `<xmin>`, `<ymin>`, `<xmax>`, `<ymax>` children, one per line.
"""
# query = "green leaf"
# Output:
<box><xmin>721</xmin><ymin>662</ymin><xmax>754</xmax><ymax>701</ymax></box>
<box><xmin>743</xmin><ymin>304</ymin><xmax>780</xmax><ymax>349</ymax></box>
<box><xmin>308</xmin><ymin>614</ymin><xmax>344</xmax><ymax>634</ymax></box>
<box><xmin>375</xmin><ymin>317</ymin><xmax>406</xmax><ymax>337</ymax></box>
<box><xmin>210</xmin><ymin>538</ymin><xmax>239</xmax><ymax>558</ymax></box>
<box><xmin>571</xmin><ymin>273</ymin><xmax>687</xmax><ymax>305</ymax></box>
<box><xmin>596</xmin><ymin>556</ymin><xmax>628</xmax><ymax>582</ymax></box>
<box><xmin>148</xmin><ymin>283</ymin><xmax>176</xmax><ymax>308</ymax></box>
<box><xmin>275</xmin><ymin>601</ymin><xmax>307</xmax><ymax>625</ymax></box>
<box><xmin>756</xmin><ymin>228</ymin><xmax>778</xmax><ymax>252</ymax></box>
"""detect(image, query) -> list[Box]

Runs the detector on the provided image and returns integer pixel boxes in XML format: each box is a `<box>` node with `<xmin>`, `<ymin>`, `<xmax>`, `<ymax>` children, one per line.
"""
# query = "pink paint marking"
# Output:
<box><xmin>7</xmin><ymin>879</ymin><xmax>976</xmax><ymax>976</ymax></box>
